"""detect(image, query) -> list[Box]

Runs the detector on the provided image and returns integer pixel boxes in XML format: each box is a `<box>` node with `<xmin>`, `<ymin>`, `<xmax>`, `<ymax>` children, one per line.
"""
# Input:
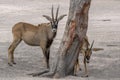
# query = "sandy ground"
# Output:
<box><xmin>0</xmin><ymin>0</ymin><xmax>120</xmax><ymax>80</ymax></box>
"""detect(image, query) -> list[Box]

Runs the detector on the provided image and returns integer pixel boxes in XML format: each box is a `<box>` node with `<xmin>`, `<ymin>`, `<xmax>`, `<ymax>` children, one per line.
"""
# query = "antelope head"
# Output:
<box><xmin>43</xmin><ymin>6</ymin><xmax>67</xmax><ymax>32</ymax></box>
<box><xmin>85</xmin><ymin>40</ymin><xmax>94</xmax><ymax>63</ymax></box>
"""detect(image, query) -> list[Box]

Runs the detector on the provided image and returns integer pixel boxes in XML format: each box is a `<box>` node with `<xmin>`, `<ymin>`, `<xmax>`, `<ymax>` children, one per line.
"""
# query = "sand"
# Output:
<box><xmin>0</xmin><ymin>0</ymin><xmax>120</xmax><ymax>80</ymax></box>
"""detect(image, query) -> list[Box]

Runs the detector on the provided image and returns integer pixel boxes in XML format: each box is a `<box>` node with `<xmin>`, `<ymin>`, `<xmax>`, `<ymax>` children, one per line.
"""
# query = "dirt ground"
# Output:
<box><xmin>0</xmin><ymin>0</ymin><xmax>120</xmax><ymax>80</ymax></box>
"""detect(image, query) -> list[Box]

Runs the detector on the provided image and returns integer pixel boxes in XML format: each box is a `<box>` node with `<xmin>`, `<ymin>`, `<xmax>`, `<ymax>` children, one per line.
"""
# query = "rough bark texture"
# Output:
<box><xmin>53</xmin><ymin>0</ymin><xmax>91</xmax><ymax>78</ymax></box>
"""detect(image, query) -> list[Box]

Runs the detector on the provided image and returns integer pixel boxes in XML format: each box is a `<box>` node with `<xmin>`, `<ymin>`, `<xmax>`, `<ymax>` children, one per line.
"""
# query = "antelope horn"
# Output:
<box><xmin>55</xmin><ymin>5</ymin><xmax>59</xmax><ymax>20</ymax></box>
<box><xmin>51</xmin><ymin>5</ymin><xmax>54</xmax><ymax>21</ymax></box>
<box><xmin>90</xmin><ymin>40</ymin><xmax>94</xmax><ymax>50</ymax></box>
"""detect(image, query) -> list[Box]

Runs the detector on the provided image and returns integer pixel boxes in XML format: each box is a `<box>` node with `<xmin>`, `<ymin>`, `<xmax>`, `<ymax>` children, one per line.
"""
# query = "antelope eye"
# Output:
<box><xmin>50</xmin><ymin>22</ymin><xmax>53</xmax><ymax>25</ymax></box>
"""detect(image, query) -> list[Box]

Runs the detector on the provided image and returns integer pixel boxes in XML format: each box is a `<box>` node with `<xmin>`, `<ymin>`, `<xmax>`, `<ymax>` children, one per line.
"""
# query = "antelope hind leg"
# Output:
<box><xmin>74</xmin><ymin>59</ymin><xmax>81</xmax><ymax>76</ymax></box>
<box><xmin>8</xmin><ymin>37</ymin><xmax>21</xmax><ymax>66</ymax></box>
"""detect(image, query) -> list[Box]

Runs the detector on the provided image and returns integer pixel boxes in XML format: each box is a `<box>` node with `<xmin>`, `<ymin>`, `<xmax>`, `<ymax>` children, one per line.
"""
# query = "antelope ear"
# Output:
<box><xmin>57</xmin><ymin>14</ymin><xmax>67</xmax><ymax>22</ymax></box>
<box><xmin>92</xmin><ymin>48</ymin><xmax>104</xmax><ymax>52</ymax></box>
<box><xmin>43</xmin><ymin>15</ymin><xmax>52</xmax><ymax>22</ymax></box>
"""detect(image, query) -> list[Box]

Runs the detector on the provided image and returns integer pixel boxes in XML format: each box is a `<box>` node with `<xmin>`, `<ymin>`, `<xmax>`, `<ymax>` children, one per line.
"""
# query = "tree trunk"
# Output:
<box><xmin>30</xmin><ymin>0</ymin><xmax>91</xmax><ymax>78</ymax></box>
<box><xmin>53</xmin><ymin>0</ymin><xmax>91</xmax><ymax>78</ymax></box>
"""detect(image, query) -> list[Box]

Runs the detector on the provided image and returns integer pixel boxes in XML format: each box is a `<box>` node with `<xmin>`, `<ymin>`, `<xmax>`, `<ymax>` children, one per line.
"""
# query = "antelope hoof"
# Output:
<box><xmin>79</xmin><ymin>68</ymin><xmax>82</xmax><ymax>71</ymax></box>
<box><xmin>81</xmin><ymin>74</ymin><xmax>88</xmax><ymax>77</ymax></box>
<box><xmin>73</xmin><ymin>73</ymin><xmax>77</xmax><ymax>76</ymax></box>
<box><xmin>12</xmin><ymin>62</ymin><xmax>16</xmax><ymax>64</ymax></box>
<box><xmin>8</xmin><ymin>63</ymin><xmax>13</xmax><ymax>66</ymax></box>
<box><xmin>8</xmin><ymin>61</ymin><xmax>16</xmax><ymax>66</ymax></box>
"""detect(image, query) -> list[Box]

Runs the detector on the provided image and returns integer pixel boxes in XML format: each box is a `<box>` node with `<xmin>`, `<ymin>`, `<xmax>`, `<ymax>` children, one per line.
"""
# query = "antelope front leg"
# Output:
<box><xmin>46</xmin><ymin>48</ymin><xmax>50</xmax><ymax>69</ymax></box>
<box><xmin>42</xmin><ymin>49</ymin><xmax>49</xmax><ymax>69</ymax></box>
<box><xmin>82</xmin><ymin>57</ymin><xmax>88</xmax><ymax>77</ymax></box>
<box><xmin>40</xmin><ymin>41</ymin><xmax>50</xmax><ymax>69</ymax></box>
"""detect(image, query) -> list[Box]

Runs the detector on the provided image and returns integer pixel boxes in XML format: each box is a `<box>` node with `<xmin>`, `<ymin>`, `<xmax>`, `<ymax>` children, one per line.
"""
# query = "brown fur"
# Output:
<box><xmin>8</xmin><ymin>22</ymin><xmax>55</xmax><ymax>68</ymax></box>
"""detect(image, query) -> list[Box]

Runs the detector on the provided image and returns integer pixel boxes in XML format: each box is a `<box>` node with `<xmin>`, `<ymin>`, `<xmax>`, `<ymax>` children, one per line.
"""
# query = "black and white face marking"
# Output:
<box><xmin>85</xmin><ymin>49</ymin><xmax>92</xmax><ymax>63</ymax></box>
<box><xmin>43</xmin><ymin>6</ymin><xmax>66</xmax><ymax>33</ymax></box>
<box><xmin>51</xmin><ymin>20</ymin><xmax>58</xmax><ymax>32</ymax></box>
<box><xmin>85</xmin><ymin>40</ymin><xmax>94</xmax><ymax>63</ymax></box>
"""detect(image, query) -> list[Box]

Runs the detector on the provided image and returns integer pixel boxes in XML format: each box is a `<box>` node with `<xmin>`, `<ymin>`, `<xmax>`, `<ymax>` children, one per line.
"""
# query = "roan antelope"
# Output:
<box><xmin>8</xmin><ymin>6</ymin><xmax>66</xmax><ymax>69</ymax></box>
<box><xmin>74</xmin><ymin>36</ymin><xmax>94</xmax><ymax>77</ymax></box>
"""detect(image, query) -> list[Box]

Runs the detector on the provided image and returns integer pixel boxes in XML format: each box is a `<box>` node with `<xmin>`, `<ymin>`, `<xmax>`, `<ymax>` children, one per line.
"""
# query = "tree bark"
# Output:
<box><xmin>53</xmin><ymin>0</ymin><xmax>91</xmax><ymax>78</ymax></box>
<box><xmin>30</xmin><ymin>0</ymin><xmax>91</xmax><ymax>78</ymax></box>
